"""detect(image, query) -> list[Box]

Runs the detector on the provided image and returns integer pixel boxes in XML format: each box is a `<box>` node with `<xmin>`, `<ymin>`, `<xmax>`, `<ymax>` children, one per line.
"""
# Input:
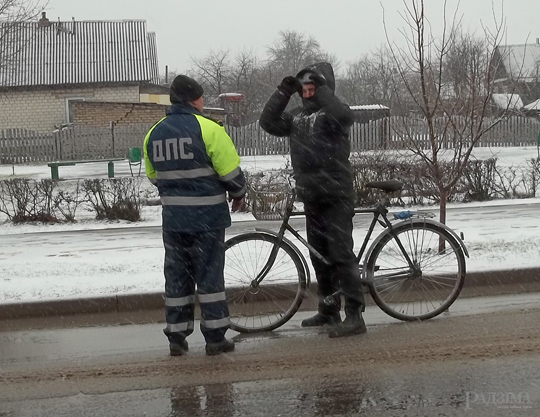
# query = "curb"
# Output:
<box><xmin>1</xmin><ymin>268</ymin><xmax>540</xmax><ymax>321</ymax></box>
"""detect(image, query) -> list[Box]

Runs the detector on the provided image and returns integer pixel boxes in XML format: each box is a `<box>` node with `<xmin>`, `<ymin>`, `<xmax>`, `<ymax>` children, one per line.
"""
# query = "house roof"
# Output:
<box><xmin>491</xmin><ymin>93</ymin><xmax>524</xmax><ymax>110</ymax></box>
<box><xmin>496</xmin><ymin>43</ymin><xmax>540</xmax><ymax>81</ymax></box>
<box><xmin>523</xmin><ymin>98</ymin><xmax>540</xmax><ymax>111</ymax></box>
<box><xmin>350</xmin><ymin>104</ymin><xmax>390</xmax><ymax>110</ymax></box>
<box><xmin>0</xmin><ymin>16</ymin><xmax>159</xmax><ymax>88</ymax></box>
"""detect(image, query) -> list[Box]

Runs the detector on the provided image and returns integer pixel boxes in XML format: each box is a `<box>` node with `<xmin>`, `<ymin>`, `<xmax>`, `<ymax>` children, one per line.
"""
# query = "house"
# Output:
<box><xmin>493</xmin><ymin>40</ymin><xmax>540</xmax><ymax>105</ymax></box>
<box><xmin>349</xmin><ymin>104</ymin><xmax>390</xmax><ymax>124</ymax></box>
<box><xmin>491</xmin><ymin>93</ymin><xmax>524</xmax><ymax>113</ymax></box>
<box><xmin>0</xmin><ymin>13</ymin><xmax>161</xmax><ymax>132</ymax></box>
<box><xmin>523</xmin><ymin>98</ymin><xmax>540</xmax><ymax>119</ymax></box>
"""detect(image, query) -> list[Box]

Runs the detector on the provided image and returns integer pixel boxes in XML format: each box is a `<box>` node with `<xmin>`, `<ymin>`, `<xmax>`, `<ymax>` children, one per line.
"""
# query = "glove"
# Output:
<box><xmin>230</xmin><ymin>196</ymin><xmax>245</xmax><ymax>212</ymax></box>
<box><xmin>308</xmin><ymin>72</ymin><xmax>327</xmax><ymax>87</ymax></box>
<box><xmin>277</xmin><ymin>76</ymin><xmax>301</xmax><ymax>97</ymax></box>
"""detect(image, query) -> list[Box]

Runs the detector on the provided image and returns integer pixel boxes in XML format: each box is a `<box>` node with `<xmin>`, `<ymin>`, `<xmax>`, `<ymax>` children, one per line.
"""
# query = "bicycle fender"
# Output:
<box><xmin>254</xmin><ymin>228</ymin><xmax>311</xmax><ymax>288</ymax></box>
<box><xmin>418</xmin><ymin>218</ymin><xmax>469</xmax><ymax>257</ymax></box>
<box><xmin>362</xmin><ymin>218</ymin><xmax>469</xmax><ymax>278</ymax></box>
<box><xmin>426</xmin><ymin>219</ymin><xmax>470</xmax><ymax>258</ymax></box>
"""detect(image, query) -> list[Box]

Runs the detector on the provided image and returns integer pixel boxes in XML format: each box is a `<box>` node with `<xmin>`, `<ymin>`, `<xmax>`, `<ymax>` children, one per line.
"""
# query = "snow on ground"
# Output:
<box><xmin>1</xmin><ymin>147</ymin><xmax>540</xmax><ymax>302</ymax></box>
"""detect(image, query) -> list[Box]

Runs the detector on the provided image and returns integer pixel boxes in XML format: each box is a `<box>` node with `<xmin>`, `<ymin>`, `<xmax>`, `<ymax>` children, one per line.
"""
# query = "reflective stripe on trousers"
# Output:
<box><xmin>162</xmin><ymin>229</ymin><xmax>229</xmax><ymax>344</ymax></box>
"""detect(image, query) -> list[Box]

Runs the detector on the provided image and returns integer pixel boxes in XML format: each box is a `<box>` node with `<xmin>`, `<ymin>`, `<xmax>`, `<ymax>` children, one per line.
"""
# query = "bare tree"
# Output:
<box><xmin>266</xmin><ymin>30</ymin><xmax>338</xmax><ymax>78</ymax></box>
<box><xmin>228</xmin><ymin>49</ymin><xmax>267</xmax><ymax>123</ymax></box>
<box><xmin>337</xmin><ymin>48</ymin><xmax>400</xmax><ymax>107</ymax></box>
<box><xmin>0</xmin><ymin>0</ymin><xmax>47</xmax><ymax>76</ymax></box>
<box><xmin>191</xmin><ymin>49</ymin><xmax>232</xmax><ymax>100</ymax></box>
<box><xmin>188</xmin><ymin>30</ymin><xmax>338</xmax><ymax>122</ymax></box>
<box><xmin>384</xmin><ymin>0</ymin><xmax>516</xmax><ymax>228</ymax></box>
<box><xmin>190</xmin><ymin>49</ymin><xmax>268</xmax><ymax>123</ymax></box>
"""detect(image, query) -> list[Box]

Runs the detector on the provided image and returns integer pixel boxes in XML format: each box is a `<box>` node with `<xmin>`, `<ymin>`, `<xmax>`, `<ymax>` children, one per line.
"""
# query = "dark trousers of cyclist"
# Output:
<box><xmin>162</xmin><ymin>229</ymin><xmax>230</xmax><ymax>345</ymax></box>
<box><xmin>304</xmin><ymin>198</ymin><xmax>365</xmax><ymax>316</ymax></box>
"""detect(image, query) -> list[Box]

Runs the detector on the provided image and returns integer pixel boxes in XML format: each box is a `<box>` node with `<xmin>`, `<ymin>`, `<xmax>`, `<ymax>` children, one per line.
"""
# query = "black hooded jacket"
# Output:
<box><xmin>260</xmin><ymin>62</ymin><xmax>355</xmax><ymax>202</ymax></box>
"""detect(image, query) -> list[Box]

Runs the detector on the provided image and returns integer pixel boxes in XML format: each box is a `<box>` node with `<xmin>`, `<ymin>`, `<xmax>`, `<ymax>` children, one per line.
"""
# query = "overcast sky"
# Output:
<box><xmin>45</xmin><ymin>0</ymin><xmax>539</xmax><ymax>76</ymax></box>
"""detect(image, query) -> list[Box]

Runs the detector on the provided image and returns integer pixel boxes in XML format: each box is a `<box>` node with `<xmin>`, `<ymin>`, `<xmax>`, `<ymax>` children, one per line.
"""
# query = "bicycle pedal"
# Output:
<box><xmin>322</xmin><ymin>295</ymin><xmax>340</xmax><ymax>308</ymax></box>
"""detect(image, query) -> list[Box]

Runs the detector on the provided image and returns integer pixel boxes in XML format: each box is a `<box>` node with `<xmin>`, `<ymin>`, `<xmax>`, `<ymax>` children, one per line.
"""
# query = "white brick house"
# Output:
<box><xmin>0</xmin><ymin>13</ymin><xmax>160</xmax><ymax>132</ymax></box>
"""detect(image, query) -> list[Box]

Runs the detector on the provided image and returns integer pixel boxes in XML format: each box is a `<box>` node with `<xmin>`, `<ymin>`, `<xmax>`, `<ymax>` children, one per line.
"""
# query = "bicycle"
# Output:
<box><xmin>224</xmin><ymin>180</ymin><xmax>469</xmax><ymax>333</ymax></box>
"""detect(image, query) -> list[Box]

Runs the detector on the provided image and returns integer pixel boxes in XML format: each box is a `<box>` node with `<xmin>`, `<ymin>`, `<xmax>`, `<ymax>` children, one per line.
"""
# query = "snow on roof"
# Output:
<box><xmin>491</xmin><ymin>93</ymin><xmax>523</xmax><ymax>110</ymax></box>
<box><xmin>496</xmin><ymin>43</ymin><xmax>540</xmax><ymax>81</ymax></box>
<box><xmin>349</xmin><ymin>104</ymin><xmax>390</xmax><ymax>110</ymax></box>
<box><xmin>203</xmin><ymin>107</ymin><xmax>225</xmax><ymax>111</ymax></box>
<box><xmin>218</xmin><ymin>93</ymin><xmax>244</xmax><ymax>98</ymax></box>
<box><xmin>523</xmin><ymin>99</ymin><xmax>540</xmax><ymax>111</ymax></box>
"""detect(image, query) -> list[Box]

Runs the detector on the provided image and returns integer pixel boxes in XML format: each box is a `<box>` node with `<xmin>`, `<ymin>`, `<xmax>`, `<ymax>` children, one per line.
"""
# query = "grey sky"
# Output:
<box><xmin>45</xmin><ymin>0</ymin><xmax>539</xmax><ymax>76</ymax></box>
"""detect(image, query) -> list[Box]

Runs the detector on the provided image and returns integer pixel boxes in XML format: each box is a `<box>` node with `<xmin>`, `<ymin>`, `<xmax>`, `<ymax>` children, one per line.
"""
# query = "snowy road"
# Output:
<box><xmin>1</xmin><ymin>201</ymin><xmax>540</xmax><ymax>301</ymax></box>
<box><xmin>1</xmin><ymin>292</ymin><xmax>539</xmax><ymax>416</ymax></box>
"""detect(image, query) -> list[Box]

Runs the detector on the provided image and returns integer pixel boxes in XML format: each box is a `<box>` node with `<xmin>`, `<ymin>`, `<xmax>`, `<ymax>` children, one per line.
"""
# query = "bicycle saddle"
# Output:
<box><xmin>365</xmin><ymin>180</ymin><xmax>404</xmax><ymax>192</ymax></box>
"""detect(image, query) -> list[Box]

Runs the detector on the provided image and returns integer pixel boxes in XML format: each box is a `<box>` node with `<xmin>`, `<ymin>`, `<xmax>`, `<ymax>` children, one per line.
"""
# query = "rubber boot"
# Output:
<box><xmin>169</xmin><ymin>339</ymin><xmax>189</xmax><ymax>356</ymax></box>
<box><xmin>301</xmin><ymin>311</ymin><xmax>342</xmax><ymax>327</ymax></box>
<box><xmin>328</xmin><ymin>308</ymin><xmax>367</xmax><ymax>338</ymax></box>
<box><xmin>205</xmin><ymin>338</ymin><xmax>235</xmax><ymax>356</ymax></box>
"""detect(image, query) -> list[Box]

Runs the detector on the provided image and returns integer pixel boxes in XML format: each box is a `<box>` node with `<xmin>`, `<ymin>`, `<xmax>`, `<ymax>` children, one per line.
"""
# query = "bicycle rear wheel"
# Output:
<box><xmin>365</xmin><ymin>221</ymin><xmax>466</xmax><ymax>321</ymax></box>
<box><xmin>224</xmin><ymin>232</ymin><xmax>307</xmax><ymax>333</ymax></box>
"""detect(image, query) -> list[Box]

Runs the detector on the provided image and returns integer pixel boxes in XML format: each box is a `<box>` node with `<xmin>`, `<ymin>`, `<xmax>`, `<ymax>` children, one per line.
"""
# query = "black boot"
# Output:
<box><xmin>169</xmin><ymin>339</ymin><xmax>189</xmax><ymax>356</ymax></box>
<box><xmin>301</xmin><ymin>312</ymin><xmax>342</xmax><ymax>327</ymax></box>
<box><xmin>205</xmin><ymin>338</ymin><xmax>235</xmax><ymax>356</ymax></box>
<box><xmin>328</xmin><ymin>310</ymin><xmax>367</xmax><ymax>338</ymax></box>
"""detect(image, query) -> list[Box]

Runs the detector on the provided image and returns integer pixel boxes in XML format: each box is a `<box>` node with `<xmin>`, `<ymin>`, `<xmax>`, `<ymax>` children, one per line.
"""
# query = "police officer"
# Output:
<box><xmin>260</xmin><ymin>62</ymin><xmax>366</xmax><ymax>338</ymax></box>
<box><xmin>144</xmin><ymin>75</ymin><xmax>246</xmax><ymax>355</ymax></box>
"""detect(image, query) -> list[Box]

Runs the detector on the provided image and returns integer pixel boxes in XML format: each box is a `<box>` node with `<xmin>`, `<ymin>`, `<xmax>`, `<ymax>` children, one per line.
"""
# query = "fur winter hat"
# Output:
<box><xmin>170</xmin><ymin>75</ymin><xmax>204</xmax><ymax>103</ymax></box>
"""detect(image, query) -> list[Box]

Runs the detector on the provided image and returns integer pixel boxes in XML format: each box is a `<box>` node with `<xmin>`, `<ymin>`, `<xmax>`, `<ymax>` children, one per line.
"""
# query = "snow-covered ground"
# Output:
<box><xmin>1</xmin><ymin>147</ymin><xmax>540</xmax><ymax>302</ymax></box>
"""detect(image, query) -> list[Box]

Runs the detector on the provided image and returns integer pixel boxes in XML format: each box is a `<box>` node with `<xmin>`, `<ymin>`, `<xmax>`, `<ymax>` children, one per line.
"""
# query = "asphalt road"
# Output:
<box><xmin>1</xmin><ymin>292</ymin><xmax>540</xmax><ymax>417</ymax></box>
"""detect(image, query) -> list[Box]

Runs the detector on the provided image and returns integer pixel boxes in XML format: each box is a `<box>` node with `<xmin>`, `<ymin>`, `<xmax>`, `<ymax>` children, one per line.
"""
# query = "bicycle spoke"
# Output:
<box><xmin>367</xmin><ymin>223</ymin><xmax>465</xmax><ymax>321</ymax></box>
<box><xmin>422</xmin><ymin>275</ymin><xmax>458</xmax><ymax>288</ymax></box>
<box><xmin>225</xmin><ymin>234</ymin><xmax>306</xmax><ymax>332</ymax></box>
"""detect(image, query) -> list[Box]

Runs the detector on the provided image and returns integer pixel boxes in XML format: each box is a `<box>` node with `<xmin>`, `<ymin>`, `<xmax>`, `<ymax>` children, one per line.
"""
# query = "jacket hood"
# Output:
<box><xmin>296</xmin><ymin>62</ymin><xmax>335</xmax><ymax>93</ymax></box>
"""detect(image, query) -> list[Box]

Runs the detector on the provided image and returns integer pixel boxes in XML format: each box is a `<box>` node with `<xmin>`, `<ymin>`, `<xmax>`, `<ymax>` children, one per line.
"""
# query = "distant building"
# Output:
<box><xmin>349</xmin><ymin>104</ymin><xmax>390</xmax><ymax>123</ymax></box>
<box><xmin>493</xmin><ymin>40</ymin><xmax>540</xmax><ymax>106</ymax></box>
<box><xmin>218</xmin><ymin>93</ymin><xmax>244</xmax><ymax>126</ymax></box>
<box><xmin>523</xmin><ymin>98</ymin><xmax>540</xmax><ymax>119</ymax></box>
<box><xmin>0</xmin><ymin>13</ymin><xmax>161</xmax><ymax>132</ymax></box>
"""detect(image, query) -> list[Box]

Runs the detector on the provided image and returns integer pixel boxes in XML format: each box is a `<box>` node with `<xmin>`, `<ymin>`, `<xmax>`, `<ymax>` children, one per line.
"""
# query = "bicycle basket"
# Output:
<box><xmin>251</xmin><ymin>188</ymin><xmax>292</xmax><ymax>221</ymax></box>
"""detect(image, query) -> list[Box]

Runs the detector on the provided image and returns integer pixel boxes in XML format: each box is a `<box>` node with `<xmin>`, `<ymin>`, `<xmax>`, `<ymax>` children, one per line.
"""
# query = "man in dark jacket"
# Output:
<box><xmin>260</xmin><ymin>62</ymin><xmax>366</xmax><ymax>338</ymax></box>
<box><xmin>144</xmin><ymin>75</ymin><xmax>246</xmax><ymax>355</ymax></box>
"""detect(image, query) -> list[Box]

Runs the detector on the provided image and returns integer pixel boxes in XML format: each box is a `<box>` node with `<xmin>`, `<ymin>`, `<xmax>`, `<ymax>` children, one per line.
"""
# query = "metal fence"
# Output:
<box><xmin>2</xmin><ymin>116</ymin><xmax>540</xmax><ymax>164</ymax></box>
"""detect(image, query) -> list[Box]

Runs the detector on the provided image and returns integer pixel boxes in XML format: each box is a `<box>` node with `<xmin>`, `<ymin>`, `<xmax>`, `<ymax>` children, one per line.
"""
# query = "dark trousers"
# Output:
<box><xmin>304</xmin><ymin>198</ymin><xmax>365</xmax><ymax>315</ymax></box>
<box><xmin>162</xmin><ymin>229</ymin><xmax>229</xmax><ymax>344</ymax></box>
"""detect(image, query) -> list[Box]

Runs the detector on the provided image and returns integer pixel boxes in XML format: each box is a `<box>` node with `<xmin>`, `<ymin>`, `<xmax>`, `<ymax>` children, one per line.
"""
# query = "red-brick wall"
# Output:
<box><xmin>71</xmin><ymin>101</ymin><xmax>167</xmax><ymax>127</ymax></box>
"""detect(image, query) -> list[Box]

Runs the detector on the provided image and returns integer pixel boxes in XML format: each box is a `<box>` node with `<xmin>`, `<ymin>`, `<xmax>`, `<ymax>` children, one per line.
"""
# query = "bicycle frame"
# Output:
<box><xmin>251</xmin><ymin>191</ymin><xmax>417</xmax><ymax>287</ymax></box>
<box><xmin>227</xmin><ymin>184</ymin><xmax>470</xmax><ymax>331</ymax></box>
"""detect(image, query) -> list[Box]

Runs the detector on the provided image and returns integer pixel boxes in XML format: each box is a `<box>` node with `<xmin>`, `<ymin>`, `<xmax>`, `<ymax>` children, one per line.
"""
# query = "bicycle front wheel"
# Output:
<box><xmin>224</xmin><ymin>232</ymin><xmax>307</xmax><ymax>333</ymax></box>
<box><xmin>365</xmin><ymin>221</ymin><xmax>466</xmax><ymax>321</ymax></box>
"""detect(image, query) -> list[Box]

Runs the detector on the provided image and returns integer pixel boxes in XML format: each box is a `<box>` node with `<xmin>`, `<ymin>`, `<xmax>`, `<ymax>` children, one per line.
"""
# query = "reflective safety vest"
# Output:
<box><xmin>143</xmin><ymin>104</ymin><xmax>246</xmax><ymax>232</ymax></box>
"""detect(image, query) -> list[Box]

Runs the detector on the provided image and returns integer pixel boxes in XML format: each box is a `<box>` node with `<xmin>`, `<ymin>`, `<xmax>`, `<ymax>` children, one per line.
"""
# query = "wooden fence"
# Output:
<box><xmin>227</xmin><ymin>120</ymin><xmax>290</xmax><ymax>155</ymax></box>
<box><xmin>0</xmin><ymin>125</ymin><xmax>152</xmax><ymax>164</ymax></box>
<box><xmin>227</xmin><ymin>116</ymin><xmax>540</xmax><ymax>154</ymax></box>
<box><xmin>0</xmin><ymin>129</ymin><xmax>56</xmax><ymax>164</ymax></box>
<box><xmin>386</xmin><ymin>115</ymin><xmax>540</xmax><ymax>149</ymax></box>
<box><xmin>1</xmin><ymin>116</ymin><xmax>540</xmax><ymax>164</ymax></box>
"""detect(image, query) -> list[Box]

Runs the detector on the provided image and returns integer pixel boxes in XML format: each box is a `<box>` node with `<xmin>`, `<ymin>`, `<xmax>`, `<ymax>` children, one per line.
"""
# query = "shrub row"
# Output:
<box><xmin>0</xmin><ymin>178</ymin><xmax>144</xmax><ymax>223</ymax></box>
<box><xmin>350</xmin><ymin>153</ymin><xmax>540</xmax><ymax>206</ymax></box>
<box><xmin>1</xmin><ymin>155</ymin><xmax>539</xmax><ymax>224</ymax></box>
